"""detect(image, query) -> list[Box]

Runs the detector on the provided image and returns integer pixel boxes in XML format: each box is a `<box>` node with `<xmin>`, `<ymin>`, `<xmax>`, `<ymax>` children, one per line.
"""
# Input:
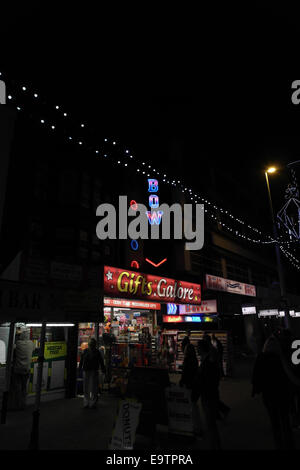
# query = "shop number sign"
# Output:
<box><xmin>104</xmin><ymin>266</ymin><xmax>201</xmax><ymax>304</ymax></box>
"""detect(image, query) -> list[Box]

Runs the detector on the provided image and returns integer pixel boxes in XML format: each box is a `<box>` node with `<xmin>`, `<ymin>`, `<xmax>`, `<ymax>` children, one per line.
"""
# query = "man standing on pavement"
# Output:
<box><xmin>9</xmin><ymin>327</ymin><xmax>35</xmax><ymax>410</ymax></box>
<box><xmin>79</xmin><ymin>337</ymin><xmax>106</xmax><ymax>409</ymax></box>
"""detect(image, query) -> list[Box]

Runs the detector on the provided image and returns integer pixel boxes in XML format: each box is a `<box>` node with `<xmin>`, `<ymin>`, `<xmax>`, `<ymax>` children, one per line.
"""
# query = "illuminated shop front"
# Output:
<box><xmin>94</xmin><ymin>265</ymin><xmax>202</xmax><ymax>371</ymax></box>
<box><xmin>160</xmin><ymin>298</ymin><xmax>232</xmax><ymax>373</ymax></box>
<box><xmin>0</xmin><ymin>280</ymin><xmax>76</xmax><ymax>405</ymax></box>
<box><xmin>20</xmin><ymin>322</ymin><xmax>72</xmax><ymax>403</ymax></box>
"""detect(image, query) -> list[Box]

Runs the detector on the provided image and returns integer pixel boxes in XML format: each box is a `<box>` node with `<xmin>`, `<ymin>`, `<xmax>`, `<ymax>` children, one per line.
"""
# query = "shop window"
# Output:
<box><xmin>93</xmin><ymin>183</ymin><xmax>102</xmax><ymax>211</ymax></box>
<box><xmin>55</xmin><ymin>227</ymin><xmax>76</xmax><ymax>241</ymax></box>
<box><xmin>79</xmin><ymin>230</ymin><xmax>88</xmax><ymax>242</ymax></box>
<box><xmin>191</xmin><ymin>251</ymin><xmax>223</xmax><ymax>277</ymax></box>
<box><xmin>80</xmin><ymin>173</ymin><xmax>91</xmax><ymax>208</ymax></box>
<box><xmin>92</xmin><ymin>234</ymin><xmax>100</xmax><ymax>245</ymax></box>
<box><xmin>251</xmin><ymin>271</ymin><xmax>269</xmax><ymax>288</ymax></box>
<box><xmin>226</xmin><ymin>260</ymin><xmax>250</xmax><ymax>284</ymax></box>
<box><xmin>91</xmin><ymin>250</ymin><xmax>101</xmax><ymax>262</ymax></box>
<box><xmin>78</xmin><ymin>247</ymin><xmax>89</xmax><ymax>260</ymax></box>
<box><xmin>28</xmin><ymin>326</ymin><xmax>68</xmax><ymax>394</ymax></box>
<box><xmin>58</xmin><ymin>170</ymin><xmax>79</xmax><ymax>205</ymax></box>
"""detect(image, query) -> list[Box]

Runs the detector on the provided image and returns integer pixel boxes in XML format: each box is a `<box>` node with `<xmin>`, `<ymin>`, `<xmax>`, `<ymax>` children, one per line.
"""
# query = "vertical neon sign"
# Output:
<box><xmin>129</xmin><ymin>199</ymin><xmax>139</xmax><ymax>269</ymax></box>
<box><xmin>146</xmin><ymin>179</ymin><xmax>163</xmax><ymax>225</ymax></box>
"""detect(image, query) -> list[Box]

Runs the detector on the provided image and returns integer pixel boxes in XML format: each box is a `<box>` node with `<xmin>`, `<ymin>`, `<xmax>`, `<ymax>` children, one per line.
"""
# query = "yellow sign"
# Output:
<box><xmin>44</xmin><ymin>342</ymin><xmax>67</xmax><ymax>360</ymax></box>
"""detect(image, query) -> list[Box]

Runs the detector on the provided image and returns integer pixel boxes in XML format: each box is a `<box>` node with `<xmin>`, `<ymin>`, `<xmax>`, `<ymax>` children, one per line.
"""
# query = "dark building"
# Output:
<box><xmin>1</xmin><ymin>89</ymin><xmax>300</xmax><ymax>403</ymax></box>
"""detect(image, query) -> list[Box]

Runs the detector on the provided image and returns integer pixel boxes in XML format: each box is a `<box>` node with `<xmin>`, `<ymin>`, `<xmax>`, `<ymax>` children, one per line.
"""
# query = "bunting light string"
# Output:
<box><xmin>3</xmin><ymin>73</ymin><xmax>300</xmax><ymax>259</ymax></box>
<box><xmin>4</xmin><ymin>75</ymin><xmax>269</xmax><ymax>239</ymax></box>
<box><xmin>280</xmin><ymin>246</ymin><xmax>300</xmax><ymax>271</ymax></box>
<box><xmin>158</xmin><ymin>176</ymin><xmax>275</xmax><ymax>244</ymax></box>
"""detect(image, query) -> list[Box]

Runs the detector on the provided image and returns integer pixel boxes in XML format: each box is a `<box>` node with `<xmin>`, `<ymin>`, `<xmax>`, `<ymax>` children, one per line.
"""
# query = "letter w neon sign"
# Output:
<box><xmin>146</xmin><ymin>210</ymin><xmax>163</xmax><ymax>225</ymax></box>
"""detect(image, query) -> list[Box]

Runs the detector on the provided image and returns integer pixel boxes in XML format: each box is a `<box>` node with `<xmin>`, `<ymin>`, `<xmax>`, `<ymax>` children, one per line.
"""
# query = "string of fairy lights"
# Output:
<box><xmin>1</xmin><ymin>71</ymin><xmax>300</xmax><ymax>271</ymax></box>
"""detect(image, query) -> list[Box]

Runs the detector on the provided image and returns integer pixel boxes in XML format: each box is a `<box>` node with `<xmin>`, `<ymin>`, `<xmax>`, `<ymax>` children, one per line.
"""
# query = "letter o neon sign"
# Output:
<box><xmin>130</xmin><ymin>239</ymin><xmax>139</xmax><ymax>251</ymax></box>
<box><xmin>130</xmin><ymin>200</ymin><xmax>138</xmax><ymax>211</ymax></box>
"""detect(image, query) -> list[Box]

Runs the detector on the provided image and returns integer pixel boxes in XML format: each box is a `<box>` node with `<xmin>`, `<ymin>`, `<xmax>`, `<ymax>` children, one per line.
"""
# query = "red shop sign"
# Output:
<box><xmin>163</xmin><ymin>315</ymin><xmax>183</xmax><ymax>323</ymax></box>
<box><xmin>104</xmin><ymin>297</ymin><xmax>161</xmax><ymax>310</ymax></box>
<box><xmin>104</xmin><ymin>266</ymin><xmax>201</xmax><ymax>305</ymax></box>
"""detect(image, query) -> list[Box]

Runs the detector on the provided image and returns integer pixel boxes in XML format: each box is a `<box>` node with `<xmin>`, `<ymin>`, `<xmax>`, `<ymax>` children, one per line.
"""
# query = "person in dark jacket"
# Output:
<box><xmin>202</xmin><ymin>334</ymin><xmax>230</xmax><ymax>420</ymax></box>
<box><xmin>79</xmin><ymin>337</ymin><xmax>106</xmax><ymax>409</ymax></box>
<box><xmin>9</xmin><ymin>328</ymin><xmax>35</xmax><ymax>410</ymax></box>
<box><xmin>252</xmin><ymin>335</ymin><xmax>294</xmax><ymax>449</ymax></box>
<box><xmin>192</xmin><ymin>339</ymin><xmax>221</xmax><ymax>449</ymax></box>
<box><xmin>180</xmin><ymin>342</ymin><xmax>198</xmax><ymax>389</ymax></box>
<box><xmin>181</xmin><ymin>330</ymin><xmax>191</xmax><ymax>353</ymax></box>
<box><xmin>180</xmin><ymin>342</ymin><xmax>202</xmax><ymax>436</ymax></box>
<box><xmin>212</xmin><ymin>334</ymin><xmax>225</xmax><ymax>377</ymax></box>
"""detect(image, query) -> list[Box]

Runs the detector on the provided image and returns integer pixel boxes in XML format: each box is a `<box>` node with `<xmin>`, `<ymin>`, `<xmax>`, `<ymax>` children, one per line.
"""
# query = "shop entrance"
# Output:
<box><xmin>76</xmin><ymin>298</ymin><xmax>160</xmax><ymax>397</ymax></box>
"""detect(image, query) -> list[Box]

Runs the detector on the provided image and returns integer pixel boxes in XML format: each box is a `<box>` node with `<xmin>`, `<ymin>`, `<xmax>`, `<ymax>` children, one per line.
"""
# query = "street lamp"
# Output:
<box><xmin>264</xmin><ymin>167</ymin><xmax>289</xmax><ymax>328</ymax></box>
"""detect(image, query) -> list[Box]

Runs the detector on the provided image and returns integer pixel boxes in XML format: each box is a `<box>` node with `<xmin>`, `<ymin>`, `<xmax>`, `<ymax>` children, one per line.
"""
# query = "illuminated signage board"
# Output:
<box><xmin>242</xmin><ymin>306</ymin><xmax>257</xmax><ymax>315</ymax></box>
<box><xmin>206</xmin><ymin>274</ymin><xmax>256</xmax><ymax>297</ymax></box>
<box><xmin>104</xmin><ymin>297</ymin><xmax>161</xmax><ymax>310</ymax></box>
<box><xmin>167</xmin><ymin>301</ymin><xmax>217</xmax><ymax>315</ymax></box>
<box><xmin>258</xmin><ymin>309</ymin><xmax>278</xmax><ymax>318</ymax></box>
<box><xmin>289</xmin><ymin>310</ymin><xmax>300</xmax><ymax>318</ymax></box>
<box><xmin>104</xmin><ymin>266</ymin><xmax>201</xmax><ymax>304</ymax></box>
<box><xmin>163</xmin><ymin>315</ymin><xmax>183</xmax><ymax>323</ymax></box>
<box><xmin>178</xmin><ymin>300</ymin><xmax>217</xmax><ymax>315</ymax></box>
<box><xmin>163</xmin><ymin>315</ymin><xmax>214</xmax><ymax>323</ymax></box>
<box><xmin>167</xmin><ymin>303</ymin><xmax>178</xmax><ymax>314</ymax></box>
<box><xmin>146</xmin><ymin>179</ymin><xmax>163</xmax><ymax>225</ymax></box>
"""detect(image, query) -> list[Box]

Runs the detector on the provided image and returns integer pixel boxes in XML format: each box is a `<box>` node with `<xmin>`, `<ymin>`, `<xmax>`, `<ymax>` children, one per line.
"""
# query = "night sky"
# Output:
<box><xmin>1</xmin><ymin>3</ymin><xmax>300</xmax><ymax>232</ymax></box>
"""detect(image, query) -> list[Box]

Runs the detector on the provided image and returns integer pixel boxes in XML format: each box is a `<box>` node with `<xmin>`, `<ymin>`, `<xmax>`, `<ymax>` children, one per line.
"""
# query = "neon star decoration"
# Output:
<box><xmin>277</xmin><ymin>197</ymin><xmax>300</xmax><ymax>241</ymax></box>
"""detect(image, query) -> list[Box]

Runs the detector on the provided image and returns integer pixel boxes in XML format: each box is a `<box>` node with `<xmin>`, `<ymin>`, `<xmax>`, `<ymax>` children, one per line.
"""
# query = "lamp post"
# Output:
<box><xmin>264</xmin><ymin>167</ymin><xmax>289</xmax><ymax>328</ymax></box>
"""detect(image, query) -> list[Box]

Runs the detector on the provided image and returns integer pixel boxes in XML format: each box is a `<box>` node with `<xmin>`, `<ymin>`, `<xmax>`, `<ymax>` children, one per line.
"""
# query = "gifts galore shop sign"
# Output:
<box><xmin>104</xmin><ymin>266</ymin><xmax>201</xmax><ymax>304</ymax></box>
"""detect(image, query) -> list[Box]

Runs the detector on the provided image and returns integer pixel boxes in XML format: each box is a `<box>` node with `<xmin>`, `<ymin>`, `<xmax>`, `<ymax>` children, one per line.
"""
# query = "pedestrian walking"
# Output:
<box><xmin>192</xmin><ymin>339</ymin><xmax>221</xmax><ymax>449</ymax></box>
<box><xmin>79</xmin><ymin>337</ymin><xmax>106</xmax><ymax>409</ymax></box>
<box><xmin>9</xmin><ymin>328</ymin><xmax>35</xmax><ymax>410</ymax></box>
<box><xmin>252</xmin><ymin>335</ymin><xmax>294</xmax><ymax>449</ymax></box>
<box><xmin>180</xmin><ymin>343</ymin><xmax>198</xmax><ymax>388</ymax></box>
<box><xmin>179</xmin><ymin>342</ymin><xmax>202</xmax><ymax>437</ymax></box>
<box><xmin>181</xmin><ymin>330</ymin><xmax>191</xmax><ymax>353</ymax></box>
<box><xmin>212</xmin><ymin>334</ymin><xmax>225</xmax><ymax>377</ymax></box>
<box><xmin>202</xmin><ymin>334</ymin><xmax>230</xmax><ymax>419</ymax></box>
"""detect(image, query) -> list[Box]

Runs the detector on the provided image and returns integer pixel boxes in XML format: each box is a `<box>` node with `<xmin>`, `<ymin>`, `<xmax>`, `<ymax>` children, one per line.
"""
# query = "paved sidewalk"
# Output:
<box><xmin>0</xmin><ymin>394</ymin><xmax>119</xmax><ymax>450</ymax></box>
<box><xmin>0</xmin><ymin>358</ymin><xmax>299</xmax><ymax>450</ymax></box>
